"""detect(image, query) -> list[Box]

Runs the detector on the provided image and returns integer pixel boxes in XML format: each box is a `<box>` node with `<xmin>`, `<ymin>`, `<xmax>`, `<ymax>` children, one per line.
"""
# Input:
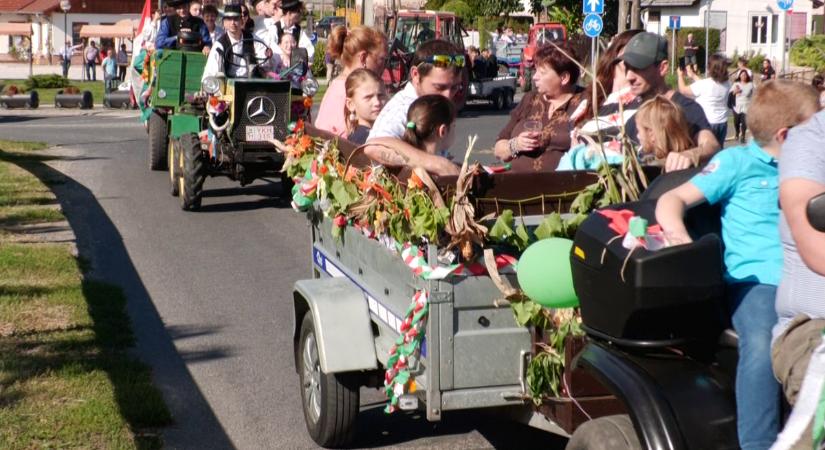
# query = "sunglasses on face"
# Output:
<box><xmin>422</xmin><ymin>54</ymin><xmax>466</xmax><ymax>68</ymax></box>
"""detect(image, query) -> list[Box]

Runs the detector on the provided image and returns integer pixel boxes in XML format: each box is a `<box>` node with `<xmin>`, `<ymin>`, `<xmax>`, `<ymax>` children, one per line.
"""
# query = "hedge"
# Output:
<box><xmin>24</xmin><ymin>74</ymin><xmax>70</xmax><ymax>90</ymax></box>
<box><xmin>791</xmin><ymin>35</ymin><xmax>825</xmax><ymax>72</ymax></box>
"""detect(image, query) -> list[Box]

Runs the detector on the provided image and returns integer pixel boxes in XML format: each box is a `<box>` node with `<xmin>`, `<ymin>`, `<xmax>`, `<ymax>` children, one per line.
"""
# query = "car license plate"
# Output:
<box><xmin>245</xmin><ymin>125</ymin><xmax>274</xmax><ymax>142</ymax></box>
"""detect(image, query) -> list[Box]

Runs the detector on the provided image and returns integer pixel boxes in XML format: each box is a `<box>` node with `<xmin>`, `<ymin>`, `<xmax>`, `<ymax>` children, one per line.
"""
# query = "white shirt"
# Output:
<box><xmin>210</xmin><ymin>26</ymin><xmax>224</xmax><ymax>44</ymax></box>
<box><xmin>202</xmin><ymin>33</ymin><xmax>269</xmax><ymax>80</ymax></box>
<box><xmin>690</xmin><ymin>78</ymin><xmax>731</xmax><ymax>124</ymax></box>
<box><xmin>367</xmin><ymin>83</ymin><xmax>419</xmax><ymax>141</ymax></box>
<box><xmin>257</xmin><ymin>20</ymin><xmax>315</xmax><ymax>62</ymax></box>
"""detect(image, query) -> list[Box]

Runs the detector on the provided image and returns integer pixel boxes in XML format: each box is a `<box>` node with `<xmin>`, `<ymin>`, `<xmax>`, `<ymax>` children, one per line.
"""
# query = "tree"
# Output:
<box><xmin>476</xmin><ymin>0</ymin><xmax>522</xmax><ymax>17</ymax></box>
<box><xmin>442</xmin><ymin>0</ymin><xmax>474</xmax><ymax>23</ymax></box>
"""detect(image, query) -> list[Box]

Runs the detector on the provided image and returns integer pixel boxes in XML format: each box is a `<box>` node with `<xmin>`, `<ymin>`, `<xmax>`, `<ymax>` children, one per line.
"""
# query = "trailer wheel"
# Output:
<box><xmin>148</xmin><ymin>111</ymin><xmax>169</xmax><ymax>171</ymax></box>
<box><xmin>179</xmin><ymin>133</ymin><xmax>205</xmax><ymax>211</ymax></box>
<box><xmin>493</xmin><ymin>90</ymin><xmax>505</xmax><ymax>110</ymax></box>
<box><xmin>168</xmin><ymin>138</ymin><xmax>180</xmax><ymax>197</ymax></box>
<box><xmin>565</xmin><ymin>415</ymin><xmax>642</xmax><ymax>450</ymax></box>
<box><xmin>503</xmin><ymin>88</ymin><xmax>515</xmax><ymax>109</ymax></box>
<box><xmin>298</xmin><ymin>314</ymin><xmax>359</xmax><ymax>448</ymax></box>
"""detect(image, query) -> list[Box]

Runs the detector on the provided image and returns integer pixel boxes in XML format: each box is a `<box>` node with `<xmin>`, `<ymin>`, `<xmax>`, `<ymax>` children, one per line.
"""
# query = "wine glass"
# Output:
<box><xmin>523</xmin><ymin>120</ymin><xmax>542</xmax><ymax>136</ymax></box>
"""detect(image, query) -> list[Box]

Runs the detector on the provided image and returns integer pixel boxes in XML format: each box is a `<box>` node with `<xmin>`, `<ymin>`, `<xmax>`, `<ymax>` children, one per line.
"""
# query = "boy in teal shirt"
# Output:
<box><xmin>656</xmin><ymin>80</ymin><xmax>820</xmax><ymax>450</ymax></box>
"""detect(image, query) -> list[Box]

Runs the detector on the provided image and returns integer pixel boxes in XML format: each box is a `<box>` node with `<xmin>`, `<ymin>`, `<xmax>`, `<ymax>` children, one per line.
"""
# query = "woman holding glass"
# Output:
<box><xmin>494</xmin><ymin>43</ymin><xmax>583</xmax><ymax>172</ymax></box>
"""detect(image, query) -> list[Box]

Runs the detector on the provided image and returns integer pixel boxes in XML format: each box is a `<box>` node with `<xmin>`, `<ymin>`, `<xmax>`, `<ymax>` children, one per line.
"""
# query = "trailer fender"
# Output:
<box><xmin>292</xmin><ymin>277</ymin><xmax>378</xmax><ymax>374</ymax></box>
<box><xmin>169</xmin><ymin>114</ymin><xmax>201</xmax><ymax>139</ymax></box>
<box><xmin>574</xmin><ymin>341</ymin><xmax>738</xmax><ymax>450</ymax></box>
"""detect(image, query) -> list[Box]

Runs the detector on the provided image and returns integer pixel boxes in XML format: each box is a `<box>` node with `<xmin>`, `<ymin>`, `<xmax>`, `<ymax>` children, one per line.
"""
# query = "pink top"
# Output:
<box><xmin>314</xmin><ymin>77</ymin><xmax>347</xmax><ymax>137</ymax></box>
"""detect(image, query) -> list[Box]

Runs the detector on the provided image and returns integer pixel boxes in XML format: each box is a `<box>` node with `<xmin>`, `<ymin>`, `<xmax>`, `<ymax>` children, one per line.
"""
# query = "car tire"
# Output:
<box><xmin>168</xmin><ymin>138</ymin><xmax>180</xmax><ymax>197</ymax></box>
<box><xmin>179</xmin><ymin>133</ymin><xmax>205</xmax><ymax>211</ymax></box>
<box><xmin>503</xmin><ymin>88</ymin><xmax>514</xmax><ymax>109</ymax></box>
<box><xmin>298</xmin><ymin>313</ymin><xmax>359</xmax><ymax>448</ymax></box>
<box><xmin>565</xmin><ymin>415</ymin><xmax>642</xmax><ymax>450</ymax></box>
<box><xmin>148</xmin><ymin>111</ymin><xmax>169</xmax><ymax>171</ymax></box>
<box><xmin>280</xmin><ymin>172</ymin><xmax>294</xmax><ymax>202</ymax></box>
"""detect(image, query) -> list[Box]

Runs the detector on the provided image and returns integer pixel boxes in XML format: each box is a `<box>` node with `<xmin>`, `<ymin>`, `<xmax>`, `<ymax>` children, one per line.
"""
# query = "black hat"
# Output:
<box><xmin>621</xmin><ymin>32</ymin><xmax>668</xmax><ymax>70</ymax></box>
<box><xmin>281</xmin><ymin>0</ymin><xmax>302</xmax><ymax>12</ymax></box>
<box><xmin>223</xmin><ymin>3</ymin><xmax>241</xmax><ymax>18</ymax></box>
<box><xmin>166</xmin><ymin>0</ymin><xmax>189</xmax><ymax>7</ymax></box>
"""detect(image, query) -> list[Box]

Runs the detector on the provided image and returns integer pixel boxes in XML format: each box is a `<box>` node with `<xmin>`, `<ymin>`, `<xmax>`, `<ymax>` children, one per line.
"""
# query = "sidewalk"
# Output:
<box><xmin>0</xmin><ymin>61</ymin><xmax>104</xmax><ymax>81</ymax></box>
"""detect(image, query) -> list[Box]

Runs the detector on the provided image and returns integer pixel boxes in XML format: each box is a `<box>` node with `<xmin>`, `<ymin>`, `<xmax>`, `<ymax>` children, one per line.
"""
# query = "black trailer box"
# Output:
<box><xmin>571</xmin><ymin>200</ymin><xmax>725</xmax><ymax>345</ymax></box>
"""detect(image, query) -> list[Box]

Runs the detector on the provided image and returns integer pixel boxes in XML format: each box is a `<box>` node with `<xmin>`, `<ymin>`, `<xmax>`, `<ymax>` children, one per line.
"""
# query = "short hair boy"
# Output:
<box><xmin>655</xmin><ymin>80</ymin><xmax>820</xmax><ymax>450</ymax></box>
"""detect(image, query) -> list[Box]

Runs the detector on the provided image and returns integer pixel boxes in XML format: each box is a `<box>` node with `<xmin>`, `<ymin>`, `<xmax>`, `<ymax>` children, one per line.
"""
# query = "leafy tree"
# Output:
<box><xmin>476</xmin><ymin>0</ymin><xmax>522</xmax><ymax>17</ymax></box>
<box><xmin>442</xmin><ymin>0</ymin><xmax>474</xmax><ymax>23</ymax></box>
<box><xmin>424</xmin><ymin>0</ymin><xmax>448</xmax><ymax>9</ymax></box>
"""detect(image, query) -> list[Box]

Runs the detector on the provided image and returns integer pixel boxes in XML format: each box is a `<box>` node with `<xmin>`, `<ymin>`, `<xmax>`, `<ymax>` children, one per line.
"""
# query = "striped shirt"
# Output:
<box><xmin>773</xmin><ymin>110</ymin><xmax>825</xmax><ymax>342</ymax></box>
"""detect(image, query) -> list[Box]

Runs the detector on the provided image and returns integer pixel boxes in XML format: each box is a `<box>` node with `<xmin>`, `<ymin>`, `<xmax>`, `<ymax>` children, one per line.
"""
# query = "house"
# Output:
<box><xmin>642</xmin><ymin>0</ymin><xmax>823</xmax><ymax>68</ymax></box>
<box><xmin>0</xmin><ymin>0</ymin><xmax>142</xmax><ymax>62</ymax></box>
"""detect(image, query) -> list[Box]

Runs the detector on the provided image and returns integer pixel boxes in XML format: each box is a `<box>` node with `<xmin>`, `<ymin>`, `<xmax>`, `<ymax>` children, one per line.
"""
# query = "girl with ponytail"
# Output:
<box><xmin>402</xmin><ymin>95</ymin><xmax>457</xmax><ymax>157</ymax></box>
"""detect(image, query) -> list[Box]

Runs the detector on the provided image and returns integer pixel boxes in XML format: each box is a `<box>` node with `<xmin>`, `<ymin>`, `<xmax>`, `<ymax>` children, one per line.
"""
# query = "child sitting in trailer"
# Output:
<box><xmin>401</xmin><ymin>95</ymin><xmax>457</xmax><ymax>161</ymax></box>
<box><xmin>655</xmin><ymin>80</ymin><xmax>821</xmax><ymax>450</ymax></box>
<box><xmin>557</xmin><ymin>95</ymin><xmax>694</xmax><ymax>171</ymax></box>
<box><xmin>343</xmin><ymin>69</ymin><xmax>387</xmax><ymax>145</ymax></box>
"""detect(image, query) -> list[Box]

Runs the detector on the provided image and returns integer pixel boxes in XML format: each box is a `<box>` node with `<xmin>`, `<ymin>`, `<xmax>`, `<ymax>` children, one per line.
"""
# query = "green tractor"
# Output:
<box><xmin>144</xmin><ymin>45</ymin><xmax>315</xmax><ymax>211</ymax></box>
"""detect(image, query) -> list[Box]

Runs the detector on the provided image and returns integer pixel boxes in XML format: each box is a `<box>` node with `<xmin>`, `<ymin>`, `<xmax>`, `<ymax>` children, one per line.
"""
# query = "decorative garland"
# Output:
<box><xmin>383</xmin><ymin>289</ymin><xmax>429</xmax><ymax>413</ymax></box>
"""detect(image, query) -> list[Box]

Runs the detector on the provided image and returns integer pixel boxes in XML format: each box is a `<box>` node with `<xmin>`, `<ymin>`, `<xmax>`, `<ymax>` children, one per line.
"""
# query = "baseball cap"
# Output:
<box><xmin>621</xmin><ymin>32</ymin><xmax>668</xmax><ymax>69</ymax></box>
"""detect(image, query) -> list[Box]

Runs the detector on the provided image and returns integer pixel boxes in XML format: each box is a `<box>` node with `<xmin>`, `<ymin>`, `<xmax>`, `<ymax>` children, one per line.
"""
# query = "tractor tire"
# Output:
<box><xmin>298</xmin><ymin>314</ymin><xmax>359</xmax><ymax>448</ymax></box>
<box><xmin>168</xmin><ymin>138</ymin><xmax>180</xmax><ymax>197</ymax></box>
<box><xmin>493</xmin><ymin>90</ymin><xmax>505</xmax><ymax>110</ymax></box>
<box><xmin>179</xmin><ymin>133</ymin><xmax>205</xmax><ymax>211</ymax></box>
<box><xmin>148</xmin><ymin>111</ymin><xmax>169</xmax><ymax>171</ymax></box>
<box><xmin>565</xmin><ymin>415</ymin><xmax>642</xmax><ymax>450</ymax></box>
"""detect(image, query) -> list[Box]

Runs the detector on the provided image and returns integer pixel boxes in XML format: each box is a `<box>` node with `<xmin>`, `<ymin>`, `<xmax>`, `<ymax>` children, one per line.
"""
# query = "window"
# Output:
<box><xmin>72</xmin><ymin>22</ymin><xmax>87</xmax><ymax>45</ymax></box>
<box><xmin>771</xmin><ymin>14</ymin><xmax>779</xmax><ymax>43</ymax></box>
<box><xmin>750</xmin><ymin>14</ymin><xmax>777</xmax><ymax>45</ymax></box>
<box><xmin>649</xmin><ymin>11</ymin><xmax>661</xmax><ymax>22</ymax></box>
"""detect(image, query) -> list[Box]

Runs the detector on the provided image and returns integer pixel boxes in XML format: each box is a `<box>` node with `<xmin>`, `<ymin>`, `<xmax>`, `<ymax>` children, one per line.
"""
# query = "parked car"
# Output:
<box><xmin>316</xmin><ymin>16</ymin><xmax>346</xmax><ymax>38</ymax></box>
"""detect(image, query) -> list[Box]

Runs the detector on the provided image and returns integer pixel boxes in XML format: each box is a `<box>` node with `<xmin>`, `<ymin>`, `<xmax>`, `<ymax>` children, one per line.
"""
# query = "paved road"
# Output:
<box><xmin>0</xmin><ymin>105</ymin><xmax>566</xmax><ymax>449</ymax></box>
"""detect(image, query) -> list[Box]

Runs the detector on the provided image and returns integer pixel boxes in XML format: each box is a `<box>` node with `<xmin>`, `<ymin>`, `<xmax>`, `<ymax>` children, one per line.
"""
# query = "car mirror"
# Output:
<box><xmin>806</xmin><ymin>191</ymin><xmax>825</xmax><ymax>232</ymax></box>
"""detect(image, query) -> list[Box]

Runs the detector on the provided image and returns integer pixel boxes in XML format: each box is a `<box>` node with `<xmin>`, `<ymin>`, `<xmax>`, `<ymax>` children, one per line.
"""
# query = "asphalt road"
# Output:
<box><xmin>0</xmin><ymin>103</ymin><xmax>567</xmax><ymax>450</ymax></box>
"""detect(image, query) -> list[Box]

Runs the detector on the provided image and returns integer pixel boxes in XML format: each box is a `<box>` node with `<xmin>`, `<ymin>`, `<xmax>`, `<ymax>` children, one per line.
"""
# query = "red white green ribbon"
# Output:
<box><xmin>384</xmin><ymin>290</ymin><xmax>429</xmax><ymax>413</ymax></box>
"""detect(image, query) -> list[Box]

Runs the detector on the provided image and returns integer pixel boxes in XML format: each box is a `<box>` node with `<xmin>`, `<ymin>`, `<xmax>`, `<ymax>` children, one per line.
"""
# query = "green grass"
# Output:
<box><xmin>0</xmin><ymin>79</ymin><xmax>106</xmax><ymax>105</ymax></box>
<box><xmin>0</xmin><ymin>141</ymin><xmax>171</xmax><ymax>449</ymax></box>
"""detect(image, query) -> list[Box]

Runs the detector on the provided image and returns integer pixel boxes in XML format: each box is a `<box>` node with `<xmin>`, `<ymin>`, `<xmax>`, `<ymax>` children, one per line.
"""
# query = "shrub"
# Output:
<box><xmin>312</xmin><ymin>40</ymin><xmax>327</xmax><ymax>78</ymax></box>
<box><xmin>791</xmin><ymin>35</ymin><xmax>825</xmax><ymax>72</ymax></box>
<box><xmin>2</xmin><ymin>84</ymin><xmax>21</xmax><ymax>96</ymax></box>
<box><xmin>25</xmin><ymin>74</ymin><xmax>69</xmax><ymax>90</ymax></box>
<box><xmin>664</xmin><ymin>27</ymin><xmax>721</xmax><ymax>73</ymax></box>
<box><xmin>442</xmin><ymin>0</ymin><xmax>473</xmax><ymax>24</ymax></box>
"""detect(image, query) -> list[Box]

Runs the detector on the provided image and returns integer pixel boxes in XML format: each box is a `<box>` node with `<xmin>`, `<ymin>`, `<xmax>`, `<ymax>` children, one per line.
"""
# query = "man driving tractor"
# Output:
<box><xmin>202</xmin><ymin>3</ymin><xmax>270</xmax><ymax>79</ymax></box>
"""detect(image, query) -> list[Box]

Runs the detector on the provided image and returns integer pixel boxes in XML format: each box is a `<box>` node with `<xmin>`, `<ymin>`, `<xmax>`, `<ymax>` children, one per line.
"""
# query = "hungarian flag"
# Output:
<box><xmin>129</xmin><ymin>0</ymin><xmax>152</xmax><ymax>111</ymax></box>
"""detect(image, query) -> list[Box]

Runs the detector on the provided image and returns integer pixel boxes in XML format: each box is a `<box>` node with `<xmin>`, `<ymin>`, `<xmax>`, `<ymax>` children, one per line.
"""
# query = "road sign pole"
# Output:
<box><xmin>705</xmin><ymin>0</ymin><xmax>711</xmax><ymax>74</ymax></box>
<box><xmin>671</xmin><ymin>27</ymin><xmax>676</xmax><ymax>75</ymax></box>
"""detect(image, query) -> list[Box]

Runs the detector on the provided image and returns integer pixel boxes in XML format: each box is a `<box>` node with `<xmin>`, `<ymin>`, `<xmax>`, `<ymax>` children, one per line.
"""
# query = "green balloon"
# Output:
<box><xmin>516</xmin><ymin>238</ymin><xmax>579</xmax><ymax>308</ymax></box>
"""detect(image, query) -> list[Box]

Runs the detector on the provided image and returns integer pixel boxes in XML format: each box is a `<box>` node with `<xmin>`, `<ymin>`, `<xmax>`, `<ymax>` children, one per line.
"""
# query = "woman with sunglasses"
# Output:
<box><xmin>494</xmin><ymin>43</ymin><xmax>583</xmax><ymax>173</ymax></box>
<box><xmin>315</xmin><ymin>25</ymin><xmax>387</xmax><ymax>137</ymax></box>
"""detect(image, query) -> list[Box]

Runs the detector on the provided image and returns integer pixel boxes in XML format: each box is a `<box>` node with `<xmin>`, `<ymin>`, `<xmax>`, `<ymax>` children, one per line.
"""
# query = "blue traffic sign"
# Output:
<box><xmin>669</xmin><ymin>16</ymin><xmax>681</xmax><ymax>30</ymax></box>
<box><xmin>777</xmin><ymin>0</ymin><xmax>793</xmax><ymax>10</ymax></box>
<box><xmin>583</xmin><ymin>14</ymin><xmax>603</xmax><ymax>38</ymax></box>
<box><xmin>582</xmin><ymin>0</ymin><xmax>604</xmax><ymax>15</ymax></box>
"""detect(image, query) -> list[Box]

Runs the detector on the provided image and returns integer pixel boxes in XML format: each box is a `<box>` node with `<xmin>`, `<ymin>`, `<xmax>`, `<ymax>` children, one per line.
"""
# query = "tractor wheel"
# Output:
<box><xmin>168</xmin><ymin>138</ymin><xmax>180</xmax><ymax>197</ymax></box>
<box><xmin>298</xmin><ymin>314</ymin><xmax>359</xmax><ymax>448</ymax></box>
<box><xmin>565</xmin><ymin>415</ymin><xmax>642</xmax><ymax>450</ymax></box>
<box><xmin>148</xmin><ymin>111</ymin><xmax>169</xmax><ymax>171</ymax></box>
<box><xmin>493</xmin><ymin>90</ymin><xmax>505</xmax><ymax>110</ymax></box>
<box><xmin>178</xmin><ymin>133</ymin><xmax>205</xmax><ymax>211</ymax></box>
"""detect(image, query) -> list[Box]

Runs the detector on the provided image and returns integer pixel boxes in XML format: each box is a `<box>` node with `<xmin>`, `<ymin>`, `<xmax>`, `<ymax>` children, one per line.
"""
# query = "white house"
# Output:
<box><xmin>642</xmin><ymin>0</ymin><xmax>822</xmax><ymax>70</ymax></box>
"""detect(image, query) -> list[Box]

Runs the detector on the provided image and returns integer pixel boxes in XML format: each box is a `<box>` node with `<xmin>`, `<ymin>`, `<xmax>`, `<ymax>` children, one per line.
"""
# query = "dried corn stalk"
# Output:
<box><xmin>445</xmin><ymin>136</ymin><xmax>487</xmax><ymax>261</ymax></box>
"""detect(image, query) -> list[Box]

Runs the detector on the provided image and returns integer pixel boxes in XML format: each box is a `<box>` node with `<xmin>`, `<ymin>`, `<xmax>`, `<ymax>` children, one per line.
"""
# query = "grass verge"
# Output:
<box><xmin>0</xmin><ymin>80</ymin><xmax>106</xmax><ymax>105</ymax></box>
<box><xmin>0</xmin><ymin>140</ymin><xmax>171</xmax><ymax>449</ymax></box>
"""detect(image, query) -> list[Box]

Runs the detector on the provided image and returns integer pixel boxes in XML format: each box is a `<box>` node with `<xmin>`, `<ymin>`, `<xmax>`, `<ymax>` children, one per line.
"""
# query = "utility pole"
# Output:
<box><xmin>618</xmin><ymin>0</ymin><xmax>628</xmax><ymax>32</ymax></box>
<box><xmin>704</xmin><ymin>0</ymin><xmax>711</xmax><ymax>73</ymax></box>
<box><xmin>630</xmin><ymin>0</ymin><xmax>641</xmax><ymax>29</ymax></box>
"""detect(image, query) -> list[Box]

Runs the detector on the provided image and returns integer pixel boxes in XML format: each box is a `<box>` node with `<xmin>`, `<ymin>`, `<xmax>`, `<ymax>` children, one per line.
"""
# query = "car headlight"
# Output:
<box><xmin>201</xmin><ymin>76</ymin><xmax>224</xmax><ymax>95</ymax></box>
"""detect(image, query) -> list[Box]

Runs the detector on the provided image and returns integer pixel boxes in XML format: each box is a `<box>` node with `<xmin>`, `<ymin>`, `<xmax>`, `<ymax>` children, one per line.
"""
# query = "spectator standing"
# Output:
<box><xmin>520</xmin><ymin>46</ymin><xmax>535</xmax><ymax>92</ymax></box>
<box><xmin>84</xmin><ymin>41</ymin><xmax>100</xmax><ymax>82</ymax></box>
<box><xmin>102</xmin><ymin>48</ymin><xmax>118</xmax><ymax>92</ymax></box>
<box><xmin>761</xmin><ymin>59</ymin><xmax>776</xmax><ymax>81</ymax></box>
<box><xmin>324</xmin><ymin>47</ymin><xmax>334</xmax><ymax>84</ymax></box>
<box><xmin>315</xmin><ymin>25</ymin><xmax>386</xmax><ymax>137</ymax></box>
<box><xmin>734</xmin><ymin>57</ymin><xmax>753</xmax><ymax>80</ymax></box>
<box><xmin>142</xmin><ymin>10</ymin><xmax>162</xmax><ymax>51</ymax></box>
<box><xmin>730</xmin><ymin>70</ymin><xmax>753</xmax><ymax>144</ymax></box>
<box><xmin>60</xmin><ymin>39</ymin><xmax>81</xmax><ymax>79</ymax></box>
<box><xmin>116</xmin><ymin>44</ymin><xmax>129</xmax><ymax>81</ymax></box>
<box><xmin>683</xmin><ymin>33</ymin><xmax>699</xmax><ymax>73</ymax></box>
<box><xmin>677</xmin><ymin>54</ymin><xmax>731</xmax><ymax>148</ymax></box>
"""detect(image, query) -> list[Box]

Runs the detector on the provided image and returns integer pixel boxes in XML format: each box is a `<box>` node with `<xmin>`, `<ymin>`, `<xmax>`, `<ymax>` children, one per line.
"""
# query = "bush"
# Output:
<box><xmin>312</xmin><ymin>40</ymin><xmax>327</xmax><ymax>78</ymax></box>
<box><xmin>442</xmin><ymin>0</ymin><xmax>473</xmax><ymax>24</ymax></box>
<box><xmin>729</xmin><ymin>49</ymin><xmax>767</xmax><ymax>75</ymax></box>
<box><xmin>25</xmin><ymin>74</ymin><xmax>69</xmax><ymax>90</ymax></box>
<box><xmin>664</xmin><ymin>27</ymin><xmax>721</xmax><ymax>73</ymax></box>
<box><xmin>791</xmin><ymin>35</ymin><xmax>825</xmax><ymax>72</ymax></box>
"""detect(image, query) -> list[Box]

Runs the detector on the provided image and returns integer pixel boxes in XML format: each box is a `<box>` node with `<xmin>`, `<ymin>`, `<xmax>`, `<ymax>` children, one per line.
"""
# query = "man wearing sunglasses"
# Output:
<box><xmin>364</xmin><ymin>40</ymin><xmax>464</xmax><ymax>176</ymax></box>
<box><xmin>619</xmin><ymin>32</ymin><xmax>719</xmax><ymax>171</ymax></box>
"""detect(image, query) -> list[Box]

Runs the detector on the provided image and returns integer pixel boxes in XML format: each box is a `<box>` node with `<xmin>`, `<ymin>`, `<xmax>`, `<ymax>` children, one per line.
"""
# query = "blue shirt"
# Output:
<box><xmin>156</xmin><ymin>16</ymin><xmax>212</xmax><ymax>50</ymax></box>
<box><xmin>690</xmin><ymin>141</ymin><xmax>782</xmax><ymax>285</ymax></box>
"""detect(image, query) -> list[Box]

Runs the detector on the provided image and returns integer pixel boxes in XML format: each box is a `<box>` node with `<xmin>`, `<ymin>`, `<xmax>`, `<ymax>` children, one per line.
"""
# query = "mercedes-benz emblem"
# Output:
<box><xmin>245</xmin><ymin>96</ymin><xmax>276</xmax><ymax>125</ymax></box>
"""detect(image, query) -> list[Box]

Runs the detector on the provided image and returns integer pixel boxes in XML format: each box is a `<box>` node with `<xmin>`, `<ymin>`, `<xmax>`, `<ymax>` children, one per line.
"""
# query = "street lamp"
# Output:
<box><xmin>60</xmin><ymin>0</ymin><xmax>70</xmax><ymax>46</ymax></box>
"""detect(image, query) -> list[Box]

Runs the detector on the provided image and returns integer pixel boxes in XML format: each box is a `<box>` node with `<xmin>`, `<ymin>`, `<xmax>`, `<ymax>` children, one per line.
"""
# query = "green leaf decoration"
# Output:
<box><xmin>489</xmin><ymin>209</ymin><xmax>515</xmax><ymax>242</ymax></box>
<box><xmin>514</xmin><ymin>223</ymin><xmax>532</xmax><ymax>251</ymax></box>
<box><xmin>534</xmin><ymin>213</ymin><xmax>565</xmax><ymax>240</ymax></box>
<box><xmin>511</xmin><ymin>299</ymin><xmax>541</xmax><ymax>327</ymax></box>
